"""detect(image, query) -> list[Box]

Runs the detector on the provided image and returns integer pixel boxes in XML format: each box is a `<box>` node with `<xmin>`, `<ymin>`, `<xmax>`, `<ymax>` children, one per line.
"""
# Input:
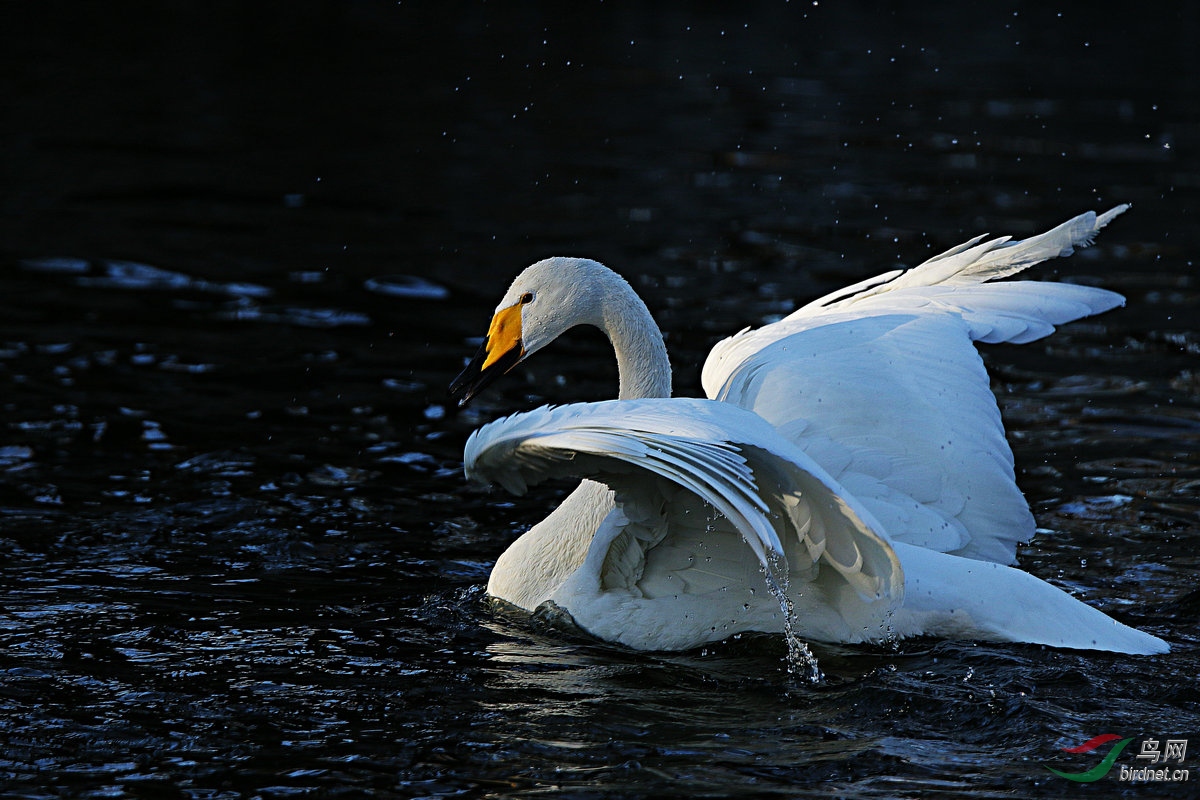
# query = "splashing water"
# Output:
<box><xmin>762</xmin><ymin>551</ymin><xmax>824</xmax><ymax>684</ymax></box>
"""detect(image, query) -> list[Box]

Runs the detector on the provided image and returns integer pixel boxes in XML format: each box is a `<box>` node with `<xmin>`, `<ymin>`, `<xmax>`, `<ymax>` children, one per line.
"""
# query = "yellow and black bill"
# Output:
<box><xmin>448</xmin><ymin>303</ymin><xmax>525</xmax><ymax>406</ymax></box>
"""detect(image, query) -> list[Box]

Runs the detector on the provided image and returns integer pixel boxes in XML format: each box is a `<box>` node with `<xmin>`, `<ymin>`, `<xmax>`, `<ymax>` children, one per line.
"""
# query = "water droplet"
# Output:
<box><xmin>760</xmin><ymin>551</ymin><xmax>823</xmax><ymax>684</ymax></box>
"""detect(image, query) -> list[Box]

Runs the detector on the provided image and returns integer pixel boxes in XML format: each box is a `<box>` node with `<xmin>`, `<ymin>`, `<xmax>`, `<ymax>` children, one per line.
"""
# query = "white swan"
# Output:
<box><xmin>449</xmin><ymin>205</ymin><xmax>1168</xmax><ymax>656</ymax></box>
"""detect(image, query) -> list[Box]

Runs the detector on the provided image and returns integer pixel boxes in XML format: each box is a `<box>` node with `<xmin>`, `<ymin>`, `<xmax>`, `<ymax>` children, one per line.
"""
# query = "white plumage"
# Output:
<box><xmin>451</xmin><ymin>205</ymin><xmax>1168</xmax><ymax>655</ymax></box>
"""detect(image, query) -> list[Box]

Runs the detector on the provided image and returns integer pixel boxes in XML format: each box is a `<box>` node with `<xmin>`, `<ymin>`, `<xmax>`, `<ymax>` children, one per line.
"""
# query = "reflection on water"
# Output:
<box><xmin>3</xmin><ymin>2</ymin><xmax>1200</xmax><ymax>797</ymax></box>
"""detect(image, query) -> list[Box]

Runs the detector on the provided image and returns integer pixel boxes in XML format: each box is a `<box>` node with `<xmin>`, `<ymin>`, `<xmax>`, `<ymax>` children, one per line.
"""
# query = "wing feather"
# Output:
<box><xmin>465</xmin><ymin>398</ymin><xmax>903</xmax><ymax>610</ymax></box>
<box><xmin>701</xmin><ymin>206</ymin><xmax>1129</xmax><ymax>564</ymax></box>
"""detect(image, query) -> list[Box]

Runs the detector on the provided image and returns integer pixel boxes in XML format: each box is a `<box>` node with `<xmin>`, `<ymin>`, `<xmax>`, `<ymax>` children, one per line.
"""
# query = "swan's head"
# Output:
<box><xmin>449</xmin><ymin>258</ymin><xmax>605</xmax><ymax>406</ymax></box>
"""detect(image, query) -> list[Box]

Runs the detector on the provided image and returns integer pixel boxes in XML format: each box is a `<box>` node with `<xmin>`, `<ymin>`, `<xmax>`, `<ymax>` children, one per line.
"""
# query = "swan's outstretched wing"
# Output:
<box><xmin>702</xmin><ymin>206</ymin><xmax>1128</xmax><ymax>565</ymax></box>
<box><xmin>465</xmin><ymin>398</ymin><xmax>904</xmax><ymax>649</ymax></box>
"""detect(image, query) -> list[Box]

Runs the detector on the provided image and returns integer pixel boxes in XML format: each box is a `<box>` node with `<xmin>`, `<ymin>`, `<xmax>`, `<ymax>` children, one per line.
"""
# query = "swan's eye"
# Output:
<box><xmin>520</xmin><ymin>292</ymin><xmax>535</xmax><ymax>305</ymax></box>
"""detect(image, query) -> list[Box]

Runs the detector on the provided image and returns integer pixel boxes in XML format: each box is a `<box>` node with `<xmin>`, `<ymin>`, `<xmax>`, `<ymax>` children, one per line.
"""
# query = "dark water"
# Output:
<box><xmin>3</xmin><ymin>3</ymin><xmax>1199</xmax><ymax>797</ymax></box>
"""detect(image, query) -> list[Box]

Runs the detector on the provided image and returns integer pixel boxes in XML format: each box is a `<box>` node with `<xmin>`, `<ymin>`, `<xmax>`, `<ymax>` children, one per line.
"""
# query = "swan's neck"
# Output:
<box><xmin>487</xmin><ymin>480</ymin><xmax>614</xmax><ymax>610</ymax></box>
<box><xmin>596</xmin><ymin>273</ymin><xmax>672</xmax><ymax>400</ymax></box>
<box><xmin>487</xmin><ymin>261</ymin><xmax>672</xmax><ymax>611</ymax></box>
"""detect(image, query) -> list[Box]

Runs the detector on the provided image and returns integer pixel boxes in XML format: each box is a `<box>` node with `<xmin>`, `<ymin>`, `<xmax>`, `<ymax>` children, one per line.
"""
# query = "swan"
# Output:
<box><xmin>448</xmin><ymin>205</ymin><xmax>1168</xmax><ymax>656</ymax></box>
